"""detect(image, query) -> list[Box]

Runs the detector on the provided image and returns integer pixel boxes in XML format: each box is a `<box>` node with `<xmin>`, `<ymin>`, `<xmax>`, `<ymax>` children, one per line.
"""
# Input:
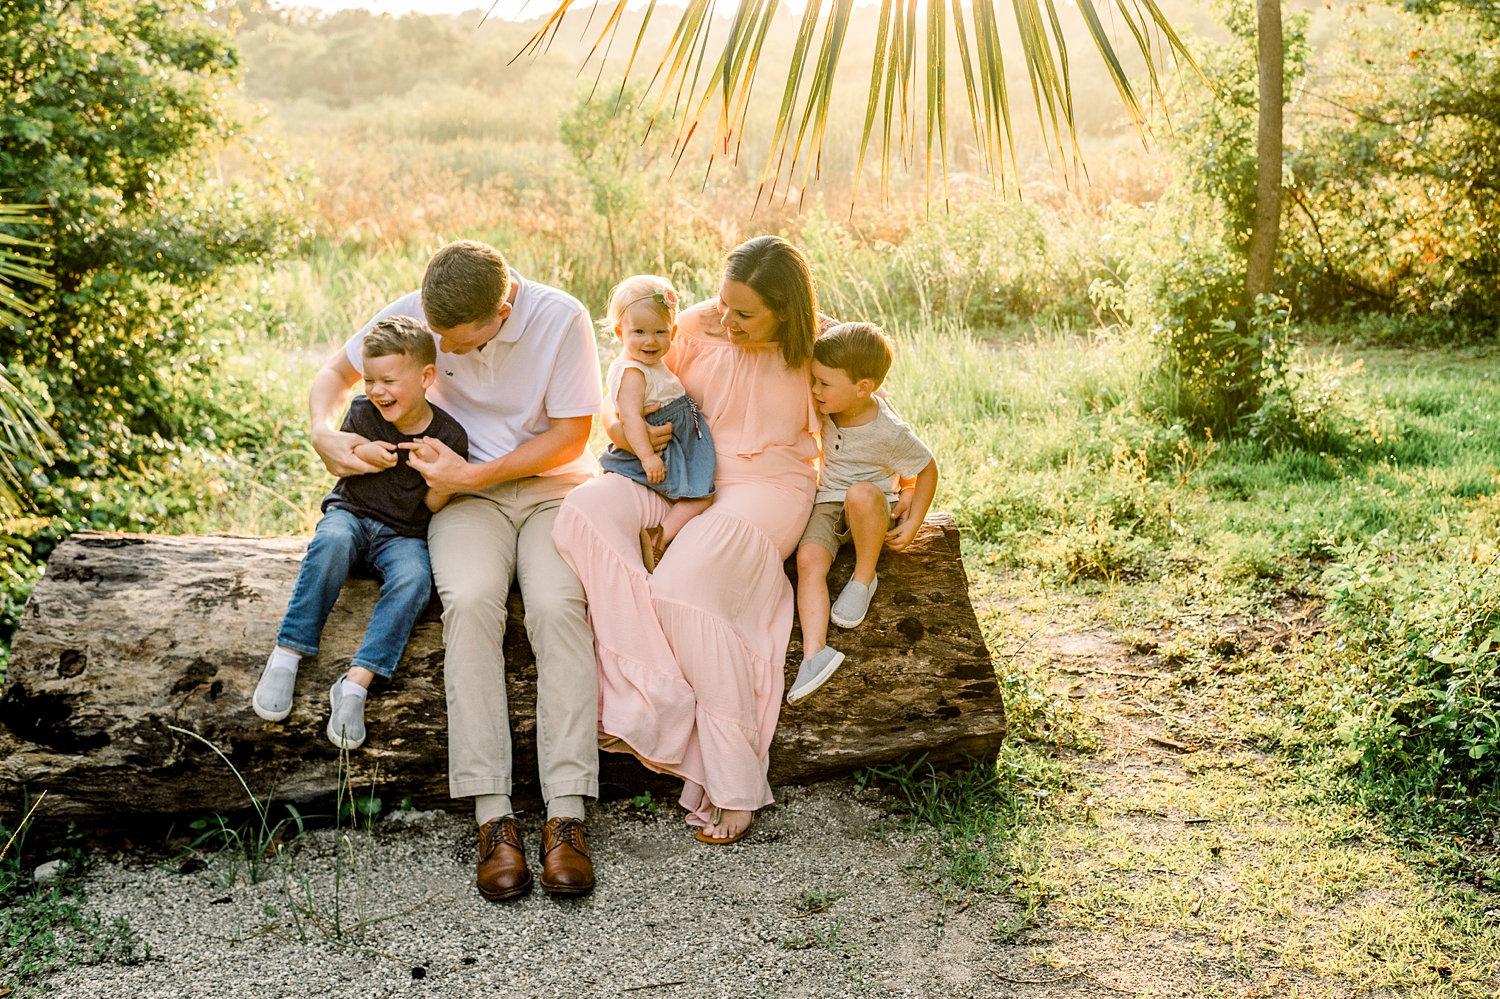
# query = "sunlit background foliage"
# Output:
<box><xmin>2</xmin><ymin>0</ymin><xmax>1499</xmax><ymax>900</ymax></box>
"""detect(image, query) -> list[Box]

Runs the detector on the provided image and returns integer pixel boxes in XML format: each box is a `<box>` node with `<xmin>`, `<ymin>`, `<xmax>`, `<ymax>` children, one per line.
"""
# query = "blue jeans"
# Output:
<box><xmin>277</xmin><ymin>508</ymin><xmax>432</xmax><ymax>679</ymax></box>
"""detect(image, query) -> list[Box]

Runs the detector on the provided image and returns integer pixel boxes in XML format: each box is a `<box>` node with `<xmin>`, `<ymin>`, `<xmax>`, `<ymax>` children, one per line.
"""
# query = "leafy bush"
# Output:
<box><xmin>1322</xmin><ymin>532</ymin><xmax>1500</xmax><ymax>827</ymax></box>
<box><xmin>0</xmin><ymin>0</ymin><xmax>299</xmax><ymax>655</ymax></box>
<box><xmin>1288</xmin><ymin>4</ymin><xmax>1500</xmax><ymax>322</ymax></box>
<box><xmin>2</xmin><ymin>0</ymin><xmax>296</xmax><ymax>460</ymax></box>
<box><xmin>1166</xmin><ymin>2</ymin><xmax>1310</xmax><ymax>256</ymax></box>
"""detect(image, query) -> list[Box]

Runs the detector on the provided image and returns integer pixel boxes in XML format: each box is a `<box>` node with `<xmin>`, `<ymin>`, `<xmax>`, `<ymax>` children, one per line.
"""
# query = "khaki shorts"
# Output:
<box><xmin>797</xmin><ymin>495</ymin><xmax>891</xmax><ymax>554</ymax></box>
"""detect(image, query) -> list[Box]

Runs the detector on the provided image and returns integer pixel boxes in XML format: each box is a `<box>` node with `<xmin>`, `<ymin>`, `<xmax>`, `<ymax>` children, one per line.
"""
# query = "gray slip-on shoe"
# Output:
<box><xmin>829</xmin><ymin>575</ymin><xmax>878</xmax><ymax>629</ymax></box>
<box><xmin>786</xmin><ymin>646</ymin><xmax>846</xmax><ymax>705</ymax></box>
<box><xmin>252</xmin><ymin>659</ymin><xmax>296</xmax><ymax>722</ymax></box>
<box><xmin>326</xmin><ymin>675</ymin><xmax>367</xmax><ymax>750</ymax></box>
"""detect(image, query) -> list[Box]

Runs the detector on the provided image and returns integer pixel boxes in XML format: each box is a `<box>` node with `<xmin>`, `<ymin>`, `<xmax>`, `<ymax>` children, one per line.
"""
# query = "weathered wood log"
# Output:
<box><xmin>0</xmin><ymin>516</ymin><xmax>1002</xmax><ymax>826</ymax></box>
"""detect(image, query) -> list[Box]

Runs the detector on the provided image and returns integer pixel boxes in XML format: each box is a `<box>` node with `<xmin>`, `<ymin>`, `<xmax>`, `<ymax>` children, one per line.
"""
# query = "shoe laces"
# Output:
<box><xmin>480</xmin><ymin>816</ymin><xmax>521</xmax><ymax>857</ymax></box>
<box><xmin>545</xmin><ymin>817</ymin><xmax>589</xmax><ymax>857</ymax></box>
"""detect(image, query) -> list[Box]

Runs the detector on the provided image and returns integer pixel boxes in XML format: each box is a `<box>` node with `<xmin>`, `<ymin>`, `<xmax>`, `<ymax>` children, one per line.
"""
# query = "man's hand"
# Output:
<box><xmin>402</xmin><ymin>437</ymin><xmax>473</xmax><ymax>494</ymax></box>
<box><xmin>314</xmin><ymin>428</ymin><xmax>384</xmax><ymax>477</ymax></box>
<box><xmin>351</xmin><ymin>440</ymin><xmax>399</xmax><ymax>471</ymax></box>
<box><xmin>309</xmin><ymin>346</ymin><xmax>376</xmax><ymax>476</ymax></box>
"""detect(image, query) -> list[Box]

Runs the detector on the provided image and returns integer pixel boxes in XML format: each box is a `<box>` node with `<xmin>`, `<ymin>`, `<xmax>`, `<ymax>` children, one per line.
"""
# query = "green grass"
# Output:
<box><xmin>21</xmin><ymin>228</ymin><xmax>1500</xmax><ymax>991</ymax></box>
<box><xmin>837</xmin><ymin>329</ymin><xmax>1500</xmax><ymax>993</ymax></box>
<box><xmin>1</xmin><ymin>803</ymin><xmax>148</xmax><ymax>994</ymax></box>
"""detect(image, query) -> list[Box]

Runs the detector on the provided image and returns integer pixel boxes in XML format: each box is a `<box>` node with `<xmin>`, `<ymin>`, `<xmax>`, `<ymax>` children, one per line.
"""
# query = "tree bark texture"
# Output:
<box><xmin>1</xmin><ymin>516</ymin><xmax>1002</xmax><ymax>826</ymax></box>
<box><xmin>1246</xmin><ymin>0</ymin><xmax>1285</xmax><ymax>300</ymax></box>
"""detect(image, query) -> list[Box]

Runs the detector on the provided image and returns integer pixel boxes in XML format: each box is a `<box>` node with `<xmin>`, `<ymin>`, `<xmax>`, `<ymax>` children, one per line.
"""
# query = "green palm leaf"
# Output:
<box><xmin>0</xmin><ymin>200</ymin><xmax>57</xmax><ymax>517</ymax></box>
<box><xmin>518</xmin><ymin>0</ymin><xmax>1199</xmax><ymax>201</ymax></box>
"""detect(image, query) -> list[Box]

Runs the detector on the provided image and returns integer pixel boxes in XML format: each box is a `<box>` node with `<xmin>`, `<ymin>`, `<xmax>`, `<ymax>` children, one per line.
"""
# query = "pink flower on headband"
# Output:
<box><xmin>655</xmin><ymin>287</ymin><xmax>678</xmax><ymax>309</ymax></box>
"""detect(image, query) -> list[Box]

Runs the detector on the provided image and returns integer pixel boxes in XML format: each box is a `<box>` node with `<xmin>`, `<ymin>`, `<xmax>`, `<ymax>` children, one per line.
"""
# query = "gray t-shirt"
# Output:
<box><xmin>815</xmin><ymin>396</ymin><xmax>934</xmax><ymax>504</ymax></box>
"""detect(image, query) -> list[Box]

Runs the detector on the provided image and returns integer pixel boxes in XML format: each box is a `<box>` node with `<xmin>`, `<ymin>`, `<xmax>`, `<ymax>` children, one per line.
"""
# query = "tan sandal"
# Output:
<box><xmin>639</xmin><ymin>526</ymin><xmax>667</xmax><ymax>572</ymax></box>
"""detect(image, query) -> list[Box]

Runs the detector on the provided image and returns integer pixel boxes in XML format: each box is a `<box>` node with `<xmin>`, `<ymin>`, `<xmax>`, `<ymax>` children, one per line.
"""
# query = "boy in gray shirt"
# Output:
<box><xmin>788</xmin><ymin>322</ymin><xmax>939</xmax><ymax>704</ymax></box>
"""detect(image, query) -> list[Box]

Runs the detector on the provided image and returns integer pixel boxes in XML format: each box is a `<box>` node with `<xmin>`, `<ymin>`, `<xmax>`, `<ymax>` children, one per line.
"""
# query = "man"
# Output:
<box><xmin>309</xmin><ymin>239</ymin><xmax>601</xmax><ymax>900</ymax></box>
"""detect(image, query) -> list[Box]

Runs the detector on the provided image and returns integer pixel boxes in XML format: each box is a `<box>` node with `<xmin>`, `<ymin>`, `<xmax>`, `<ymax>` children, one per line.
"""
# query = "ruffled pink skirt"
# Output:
<box><xmin>553</xmin><ymin>469</ymin><xmax>812</xmax><ymax>826</ymax></box>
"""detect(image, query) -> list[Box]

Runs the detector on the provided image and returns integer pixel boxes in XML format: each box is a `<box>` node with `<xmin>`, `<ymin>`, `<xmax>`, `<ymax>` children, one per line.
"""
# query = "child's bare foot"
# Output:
<box><xmin>695</xmin><ymin>806</ymin><xmax>754</xmax><ymax>844</ymax></box>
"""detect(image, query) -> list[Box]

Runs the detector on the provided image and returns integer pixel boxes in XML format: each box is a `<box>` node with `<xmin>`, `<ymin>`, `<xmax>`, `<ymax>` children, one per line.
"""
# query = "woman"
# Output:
<box><xmin>553</xmin><ymin>235</ymin><xmax>821</xmax><ymax>844</ymax></box>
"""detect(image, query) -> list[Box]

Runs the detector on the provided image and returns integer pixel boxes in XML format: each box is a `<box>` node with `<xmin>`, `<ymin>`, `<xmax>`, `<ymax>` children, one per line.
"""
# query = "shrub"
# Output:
<box><xmin>1322</xmin><ymin>533</ymin><xmax>1500</xmax><ymax>827</ymax></box>
<box><xmin>0</xmin><ymin>0</ymin><xmax>299</xmax><ymax>656</ymax></box>
<box><xmin>1</xmin><ymin>1</ymin><xmax>297</xmax><ymax>471</ymax></box>
<box><xmin>1289</xmin><ymin>3</ymin><xmax>1500</xmax><ymax>322</ymax></box>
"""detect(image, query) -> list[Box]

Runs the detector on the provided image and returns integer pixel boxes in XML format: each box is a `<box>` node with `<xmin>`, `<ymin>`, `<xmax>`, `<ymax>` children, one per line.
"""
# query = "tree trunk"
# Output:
<box><xmin>1245</xmin><ymin>0</ymin><xmax>1284</xmax><ymax>301</ymax></box>
<box><xmin>0</xmin><ymin>517</ymin><xmax>1003</xmax><ymax>827</ymax></box>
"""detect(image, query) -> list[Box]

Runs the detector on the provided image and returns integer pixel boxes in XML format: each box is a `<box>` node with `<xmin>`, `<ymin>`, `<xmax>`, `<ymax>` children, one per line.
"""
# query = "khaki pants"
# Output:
<box><xmin>427</xmin><ymin>473</ymin><xmax>598</xmax><ymax>804</ymax></box>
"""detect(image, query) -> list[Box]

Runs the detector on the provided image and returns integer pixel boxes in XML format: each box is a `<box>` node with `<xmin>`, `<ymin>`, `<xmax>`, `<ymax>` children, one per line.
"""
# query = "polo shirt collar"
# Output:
<box><xmin>488</xmin><ymin>271</ymin><xmax>527</xmax><ymax>346</ymax></box>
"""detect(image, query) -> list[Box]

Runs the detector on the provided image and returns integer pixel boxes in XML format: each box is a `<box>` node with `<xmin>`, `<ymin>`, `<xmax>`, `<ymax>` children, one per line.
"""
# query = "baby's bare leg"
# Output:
<box><xmin>661</xmin><ymin>496</ymin><xmax>713</xmax><ymax>544</ymax></box>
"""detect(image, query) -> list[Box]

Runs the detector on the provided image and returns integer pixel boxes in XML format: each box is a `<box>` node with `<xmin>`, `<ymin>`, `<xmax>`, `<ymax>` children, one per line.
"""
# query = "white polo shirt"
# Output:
<box><xmin>347</xmin><ymin>273</ymin><xmax>602</xmax><ymax>479</ymax></box>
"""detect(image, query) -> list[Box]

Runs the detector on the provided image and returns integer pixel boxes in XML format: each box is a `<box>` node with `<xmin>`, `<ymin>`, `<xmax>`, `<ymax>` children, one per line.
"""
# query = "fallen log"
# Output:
<box><xmin>0</xmin><ymin>515</ymin><xmax>1003</xmax><ymax>826</ymax></box>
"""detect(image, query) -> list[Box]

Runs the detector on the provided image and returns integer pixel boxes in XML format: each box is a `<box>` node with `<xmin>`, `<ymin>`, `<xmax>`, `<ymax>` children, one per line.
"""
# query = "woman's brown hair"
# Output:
<box><xmin>723</xmin><ymin>235</ymin><xmax>818</xmax><ymax>369</ymax></box>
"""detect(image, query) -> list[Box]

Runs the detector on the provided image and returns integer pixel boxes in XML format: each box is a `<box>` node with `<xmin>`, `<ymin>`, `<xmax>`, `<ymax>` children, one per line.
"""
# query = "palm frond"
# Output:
<box><xmin>520</xmin><ymin>0</ymin><xmax>1200</xmax><ymax>203</ymax></box>
<box><xmin>0</xmin><ymin>201</ymin><xmax>52</xmax><ymax>329</ymax></box>
<box><xmin>0</xmin><ymin>200</ymin><xmax>57</xmax><ymax>517</ymax></box>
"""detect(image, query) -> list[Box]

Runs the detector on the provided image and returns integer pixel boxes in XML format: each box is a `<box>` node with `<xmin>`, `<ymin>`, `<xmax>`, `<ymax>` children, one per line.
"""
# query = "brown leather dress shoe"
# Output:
<box><xmin>476</xmin><ymin>816</ymin><xmax>532</xmax><ymax>902</ymax></box>
<box><xmin>539</xmin><ymin>817</ymin><xmax>596</xmax><ymax>897</ymax></box>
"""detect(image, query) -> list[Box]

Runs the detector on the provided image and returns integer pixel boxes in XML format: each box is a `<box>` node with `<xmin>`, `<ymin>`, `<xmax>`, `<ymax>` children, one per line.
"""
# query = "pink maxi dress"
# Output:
<box><xmin>553</xmin><ymin>322</ymin><xmax>819</xmax><ymax>827</ymax></box>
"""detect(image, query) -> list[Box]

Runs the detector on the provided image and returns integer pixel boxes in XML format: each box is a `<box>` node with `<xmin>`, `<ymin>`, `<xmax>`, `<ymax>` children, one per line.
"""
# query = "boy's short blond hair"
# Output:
<box><xmin>362</xmin><ymin>314</ymin><xmax>436</xmax><ymax>367</ymax></box>
<box><xmin>421</xmin><ymin>240</ymin><xmax>511</xmax><ymax>331</ymax></box>
<box><xmin>812</xmin><ymin>321</ymin><xmax>894</xmax><ymax>386</ymax></box>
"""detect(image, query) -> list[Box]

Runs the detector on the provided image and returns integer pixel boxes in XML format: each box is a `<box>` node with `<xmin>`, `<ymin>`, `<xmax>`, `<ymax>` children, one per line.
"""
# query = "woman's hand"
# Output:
<box><xmin>606</xmin><ymin>400</ymin><xmax>673</xmax><ymax>454</ymax></box>
<box><xmin>402</xmin><ymin>436</ymin><xmax>474</xmax><ymax>494</ymax></box>
<box><xmin>641</xmin><ymin>408</ymin><xmax>672</xmax><ymax>454</ymax></box>
<box><xmin>351</xmin><ymin>440</ymin><xmax>399</xmax><ymax>471</ymax></box>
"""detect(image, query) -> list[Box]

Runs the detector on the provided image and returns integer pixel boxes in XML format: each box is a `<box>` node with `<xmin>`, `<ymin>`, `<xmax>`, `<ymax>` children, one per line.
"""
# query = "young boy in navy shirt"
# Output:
<box><xmin>253</xmin><ymin>315</ymin><xmax>468</xmax><ymax>749</ymax></box>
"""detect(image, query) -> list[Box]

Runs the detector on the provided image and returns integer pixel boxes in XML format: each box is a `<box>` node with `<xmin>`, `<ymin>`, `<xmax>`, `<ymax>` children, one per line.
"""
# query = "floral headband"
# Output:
<box><xmin>626</xmin><ymin>286</ymin><xmax>679</xmax><ymax>312</ymax></box>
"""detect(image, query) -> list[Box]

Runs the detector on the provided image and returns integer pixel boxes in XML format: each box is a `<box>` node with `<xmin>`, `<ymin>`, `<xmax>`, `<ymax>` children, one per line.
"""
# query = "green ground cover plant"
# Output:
<box><xmin>1</xmin><ymin>798</ymin><xmax>148</xmax><ymax>995</ymax></box>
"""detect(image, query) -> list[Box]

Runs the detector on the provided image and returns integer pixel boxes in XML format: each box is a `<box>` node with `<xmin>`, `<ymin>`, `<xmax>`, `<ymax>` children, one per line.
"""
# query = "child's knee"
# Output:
<box><xmin>844</xmin><ymin>481</ymin><xmax>886</xmax><ymax>517</ymax></box>
<box><xmin>796</xmin><ymin>542</ymin><xmax>834</xmax><ymax>576</ymax></box>
<box><xmin>386</xmin><ymin>563</ymin><xmax>432</xmax><ymax>601</ymax></box>
<box><xmin>308</xmin><ymin>520</ymin><xmax>361</xmax><ymax>561</ymax></box>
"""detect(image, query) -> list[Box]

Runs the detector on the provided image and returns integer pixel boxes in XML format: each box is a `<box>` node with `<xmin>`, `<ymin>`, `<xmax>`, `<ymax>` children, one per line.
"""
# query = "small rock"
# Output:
<box><xmin>33</xmin><ymin>859</ymin><xmax>69</xmax><ymax>883</ymax></box>
<box><xmin>385</xmin><ymin>808</ymin><xmax>448</xmax><ymax>828</ymax></box>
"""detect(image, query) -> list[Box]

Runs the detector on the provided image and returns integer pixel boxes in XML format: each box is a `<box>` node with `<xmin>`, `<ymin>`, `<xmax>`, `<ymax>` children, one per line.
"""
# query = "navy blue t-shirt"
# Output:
<box><xmin>321</xmin><ymin>397</ymin><xmax>469</xmax><ymax>538</ymax></box>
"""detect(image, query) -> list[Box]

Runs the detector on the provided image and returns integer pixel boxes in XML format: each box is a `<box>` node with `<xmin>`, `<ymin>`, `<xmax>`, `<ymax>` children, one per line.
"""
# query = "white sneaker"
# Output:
<box><xmin>829</xmin><ymin>575</ymin><xmax>878</xmax><ymax>629</ymax></box>
<box><xmin>787</xmin><ymin>646</ymin><xmax>845</xmax><ymax>704</ymax></box>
